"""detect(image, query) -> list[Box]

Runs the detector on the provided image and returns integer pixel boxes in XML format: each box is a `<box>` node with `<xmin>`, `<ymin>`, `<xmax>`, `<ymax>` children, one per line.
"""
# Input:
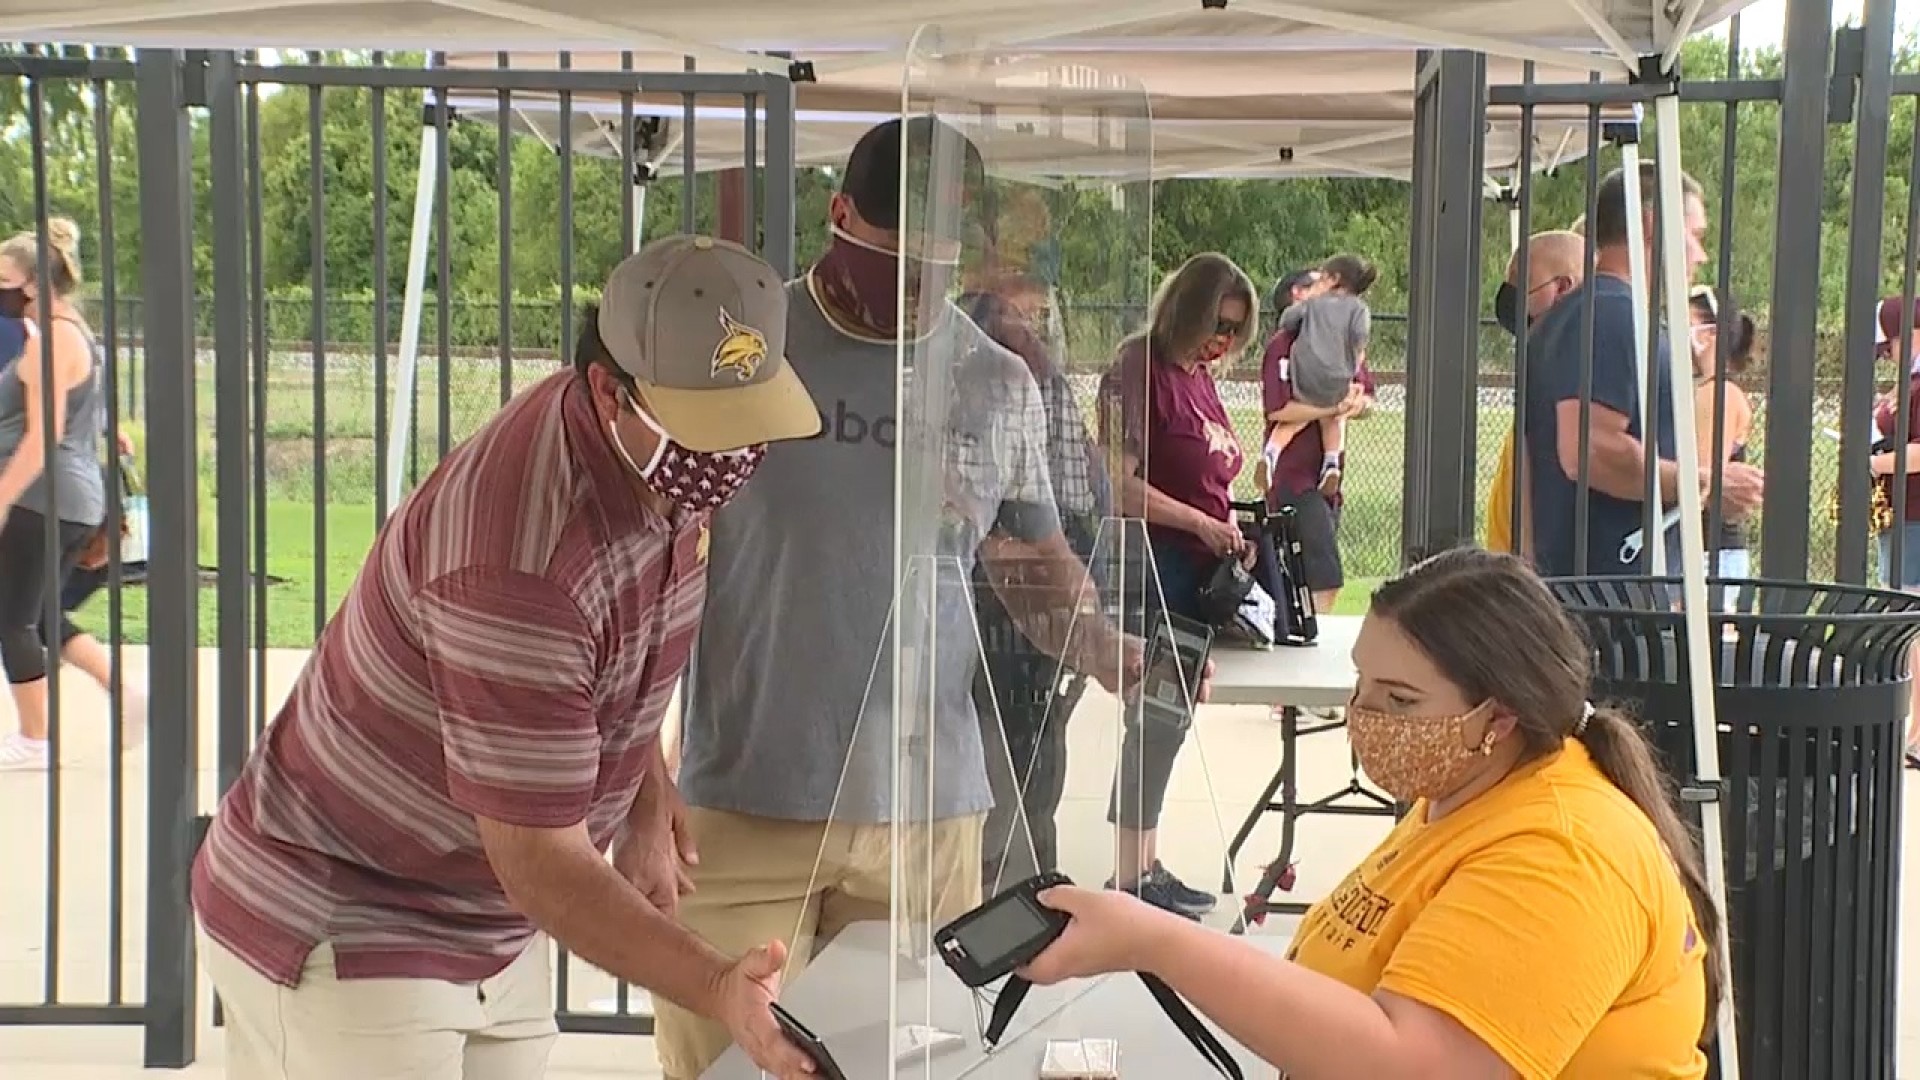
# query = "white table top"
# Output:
<box><xmin>705</xmin><ymin>921</ymin><xmax>1278</xmax><ymax>1079</ymax></box>
<box><xmin>1207</xmin><ymin>614</ymin><xmax>1362</xmax><ymax>709</ymax></box>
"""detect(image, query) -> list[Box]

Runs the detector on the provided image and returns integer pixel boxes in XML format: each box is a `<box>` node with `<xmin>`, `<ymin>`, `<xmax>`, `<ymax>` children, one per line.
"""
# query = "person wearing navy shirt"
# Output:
<box><xmin>1522</xmin><ymin>162</ymin><xmax>1763</xmax><ymax>577</ymax></box>
<box><xmin>0</xmin><ymin>312</ymin><xmax>24</xmax><ymax>369</ymax></box>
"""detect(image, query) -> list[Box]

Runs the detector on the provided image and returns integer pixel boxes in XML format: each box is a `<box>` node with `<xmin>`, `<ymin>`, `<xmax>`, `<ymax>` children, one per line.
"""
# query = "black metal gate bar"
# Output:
<box><xmin>1402</xmin><ymin>49</ymin><xmax>1488</xmax><ymax>564</ymax></box>
<box><xmin>133</xmin><ymin>46</ymin><xmax>201</xmax><ymax>1069</ymax></box>
<box><xmin>1835</xmin><ymin>0</ymin><xmax>1898</xmax><ymax>584</ymax></box>
<box><xmin>1760</xmin><ymin>0</ymin><xmax>1836</xmax><ymax>579</ymax></box>
<box><xmin>206</xmin><ymin>50</ymin><xmax>252</xmax><ymax>801</ymax></box>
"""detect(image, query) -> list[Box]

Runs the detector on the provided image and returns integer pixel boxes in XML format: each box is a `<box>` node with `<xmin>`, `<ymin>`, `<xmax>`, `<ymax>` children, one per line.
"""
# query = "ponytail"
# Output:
<box><xmin>1576</xmin><ymin>706</ymin><xmax>1727</xmax><ymax>1046</ymax></box>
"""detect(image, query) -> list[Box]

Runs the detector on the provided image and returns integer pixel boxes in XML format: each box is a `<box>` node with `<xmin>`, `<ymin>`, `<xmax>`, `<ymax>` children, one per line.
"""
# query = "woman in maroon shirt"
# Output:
<box><xmin>1096</xmin><ymin>252</ymin><xmax>1260</xmax><ymax>918</ymax></box>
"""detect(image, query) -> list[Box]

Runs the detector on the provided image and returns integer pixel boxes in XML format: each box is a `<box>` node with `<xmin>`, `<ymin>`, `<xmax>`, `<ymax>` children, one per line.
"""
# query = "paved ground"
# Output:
<box><xmin>1</xmin><ymin>647</ymin><xmax>1916</xmax><ymax>1077</ymax></box>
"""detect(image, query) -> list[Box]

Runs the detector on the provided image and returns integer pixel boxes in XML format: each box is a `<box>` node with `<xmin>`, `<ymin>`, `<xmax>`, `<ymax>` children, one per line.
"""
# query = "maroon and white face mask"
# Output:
<box><xmin>611</xmin><ymin>392</ymin><xmax>766</xmax><ymax>514</ymax></box>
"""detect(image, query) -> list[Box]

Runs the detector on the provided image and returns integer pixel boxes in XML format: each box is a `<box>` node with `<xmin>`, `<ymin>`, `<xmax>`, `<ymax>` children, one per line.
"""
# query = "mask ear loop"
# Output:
<box><xmin>615</xmin><ymin>390</ymin><xmax>670</xmax><ymax>478</ymax></box>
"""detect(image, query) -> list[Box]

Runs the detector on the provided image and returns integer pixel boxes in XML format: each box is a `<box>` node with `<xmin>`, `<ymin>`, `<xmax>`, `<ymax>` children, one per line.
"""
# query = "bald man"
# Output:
<box><xmin>1486</xmin><ymin>230</ymin><xmax>1586</xmax><ymax>556</ymax></box>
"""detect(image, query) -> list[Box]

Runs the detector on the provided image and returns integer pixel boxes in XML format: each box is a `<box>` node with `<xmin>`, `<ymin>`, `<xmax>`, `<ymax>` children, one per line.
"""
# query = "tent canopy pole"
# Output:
<box><xmin>1652</xmin><ymin>88</ymin><xmax>1742</xmax><ymax>1078</ymax></box>
<box><xmin>387</xmin><ymin>119</ymin><xmax>440</xmax><ymax>515</ymax></box>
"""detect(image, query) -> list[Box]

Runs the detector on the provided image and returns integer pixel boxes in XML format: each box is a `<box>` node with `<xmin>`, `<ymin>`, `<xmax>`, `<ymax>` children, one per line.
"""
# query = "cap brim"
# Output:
<box><xmin>634</xmin><ymin>358</ymin><xmax>822</xmax><ymax>454</ymax></box>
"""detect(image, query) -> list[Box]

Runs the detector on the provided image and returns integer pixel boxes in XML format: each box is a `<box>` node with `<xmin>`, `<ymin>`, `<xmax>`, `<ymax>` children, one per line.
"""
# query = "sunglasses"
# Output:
<box><xmin>1213</xmin><ymin>318</ymin><xmax>1244</xmax><ymax>338</ymax></box>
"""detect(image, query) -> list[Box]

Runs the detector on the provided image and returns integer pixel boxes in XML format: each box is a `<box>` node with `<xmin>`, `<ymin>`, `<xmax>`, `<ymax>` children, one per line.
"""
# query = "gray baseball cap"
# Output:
<box><xmin>599</xmin><ymin>234</ymin><xmax>820</xmax><ymax>453</ymax></box>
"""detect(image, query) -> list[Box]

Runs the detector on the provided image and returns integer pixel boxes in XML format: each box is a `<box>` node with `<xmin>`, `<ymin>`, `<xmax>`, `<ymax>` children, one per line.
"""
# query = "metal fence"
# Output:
<box><xmin>0</xmin><ymin>47</ymin><xmax>794</xmax><ymax>1062</ymax></box>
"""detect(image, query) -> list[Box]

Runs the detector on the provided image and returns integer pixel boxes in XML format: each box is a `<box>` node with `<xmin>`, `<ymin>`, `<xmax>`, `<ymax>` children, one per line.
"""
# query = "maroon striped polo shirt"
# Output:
<box><xmin>192</xmin><ymin>370</ymin><xmax>707</xmax><ymax>985</ymax></box>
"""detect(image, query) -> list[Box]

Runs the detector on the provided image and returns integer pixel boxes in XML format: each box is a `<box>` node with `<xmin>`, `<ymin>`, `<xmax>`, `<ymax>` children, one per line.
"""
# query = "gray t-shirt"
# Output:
<box><xmin>681</xmin><ymin>278</ymin><xmax>1060</xmax><ymax>824</ymax></box>
<box><xmin>0</xmin><ymin>321</ymin><xmax>106</xmax><ymax>526</ymax></box>
<box><xmin>1278</xmin><ymin>293</ymin><xmax>1371</xmax><ymax>409</ymax></box>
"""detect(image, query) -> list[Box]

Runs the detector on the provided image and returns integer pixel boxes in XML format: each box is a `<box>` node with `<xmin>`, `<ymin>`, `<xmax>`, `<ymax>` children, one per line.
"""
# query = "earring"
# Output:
<box><xmin>1478</xmin><ymin>729</ymin><xmax>1497</xmax><ymax>756</ymax></box>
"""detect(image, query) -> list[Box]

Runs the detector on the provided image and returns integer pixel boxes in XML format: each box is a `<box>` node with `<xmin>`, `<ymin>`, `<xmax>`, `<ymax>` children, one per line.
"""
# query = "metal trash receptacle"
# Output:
<box><xmin>1546</xmin><ymin>576</ymin><xmax>1920</xmax><ymax>1080</ymax></box>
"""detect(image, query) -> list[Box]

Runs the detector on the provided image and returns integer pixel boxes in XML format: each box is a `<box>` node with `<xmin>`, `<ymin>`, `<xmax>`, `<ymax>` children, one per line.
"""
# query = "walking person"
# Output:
<box><xmin>0</xmin><ymin>217</ymin><xmax>111</xmax><ymax>772</ymax></box>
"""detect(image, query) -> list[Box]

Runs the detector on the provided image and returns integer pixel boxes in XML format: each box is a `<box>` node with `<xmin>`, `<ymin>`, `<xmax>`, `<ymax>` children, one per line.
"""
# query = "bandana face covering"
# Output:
<box><xmin>810</xmin><ymin>225</ymin><xmax>957</xmax><ymax>340</ymax></box>
<box><xmin>1346</xmin><ymin>699</ymin><xmax>1496</xmax><ymax>803</ymax></box>
<box><xmin>0</xmin><ymin>287</ymin><xmax>27</xmax><ymax>321</ymax></box>
<box><xmin>609</xmin><ymin>392</ymin><xmax>766</xmax><ymax>514</ymax></box>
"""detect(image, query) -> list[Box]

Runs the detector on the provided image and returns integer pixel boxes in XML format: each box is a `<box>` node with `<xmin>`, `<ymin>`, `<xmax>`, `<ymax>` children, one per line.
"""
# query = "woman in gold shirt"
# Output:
<box><xmin>1022</xmin><ymin>548</ymin><xmax>1721</xmax><ymax>1079</ymax></box>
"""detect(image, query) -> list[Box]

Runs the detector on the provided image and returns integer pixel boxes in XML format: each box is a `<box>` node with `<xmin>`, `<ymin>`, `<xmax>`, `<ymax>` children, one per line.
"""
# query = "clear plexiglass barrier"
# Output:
<box><xmin>702</xmin><ymin>27</ymin><xmax>1254</xmax><ymax>1079</ymax></box>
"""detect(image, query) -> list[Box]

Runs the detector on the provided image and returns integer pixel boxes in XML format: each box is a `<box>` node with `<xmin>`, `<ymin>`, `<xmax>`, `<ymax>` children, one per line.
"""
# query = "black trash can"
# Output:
<box><xmin>1546</xmin><ymin>576</ymin><xmax>1920</xmax><ymax>1080</ymax></box>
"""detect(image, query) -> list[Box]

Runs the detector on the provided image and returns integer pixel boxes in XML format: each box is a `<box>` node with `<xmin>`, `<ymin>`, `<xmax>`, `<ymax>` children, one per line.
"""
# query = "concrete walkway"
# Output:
<box><xmin>1</xmin><ymin>648</ymin><xmax>1916</xmax><ymax>1076</ymax></box>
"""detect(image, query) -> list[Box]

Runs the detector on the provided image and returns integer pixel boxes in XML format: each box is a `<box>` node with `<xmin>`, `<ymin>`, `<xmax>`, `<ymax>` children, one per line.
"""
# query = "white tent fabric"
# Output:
<box><xmin>1</xmin><ymin>0</ymin><xmax>1747</xmax><ymax>77</ymax></box>
<box><xmin>443</xmin><ymin>49</ymin><xmax>1613</xmax><ymax>182</ymax></box>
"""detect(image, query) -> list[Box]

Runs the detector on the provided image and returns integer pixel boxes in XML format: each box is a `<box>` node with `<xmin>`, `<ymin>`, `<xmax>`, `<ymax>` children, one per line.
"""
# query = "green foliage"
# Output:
<box><xmin>1</xmin><ymin>35</ymin><xmax>1896</xmax><ymax>347</ymax></box>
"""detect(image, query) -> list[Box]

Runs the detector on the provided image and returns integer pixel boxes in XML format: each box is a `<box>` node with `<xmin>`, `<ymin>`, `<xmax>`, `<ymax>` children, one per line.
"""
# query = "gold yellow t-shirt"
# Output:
<box><xmin>1486</xmin><ymin>430</ymin><xmax>1520</xmax><ymax>554</ymax></box>
<box><xmin>1287</xmin><ymin>741</ymin><xmax>1709</xmax><ymax>1079</ymax></box>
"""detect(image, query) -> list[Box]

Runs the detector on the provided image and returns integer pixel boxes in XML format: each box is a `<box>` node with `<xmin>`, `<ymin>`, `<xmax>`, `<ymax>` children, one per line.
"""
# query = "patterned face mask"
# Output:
<box><xmin>610</xmin><ymin>391</ymin><xmax>766</xmax><ymax>514</ymax></box>
<box><xmin>1345</xmin><ymin>699</ymin><xmax>1497</xmax><ymax>803</ymax></box>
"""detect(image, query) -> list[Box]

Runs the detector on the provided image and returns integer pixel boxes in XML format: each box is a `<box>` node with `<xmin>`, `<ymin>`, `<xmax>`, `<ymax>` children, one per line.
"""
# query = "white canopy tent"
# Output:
<box><xmin>0</xmin><ymin>0</ymin><xmax>1755</xmax><ymax>1069</ymax></box>
<box><xmin>440</xmin><ymin>48</ymin><xmax>1618</xmax><ymax>183</ymax></box>
<box><xmin>0</xmin><ymin>0</ymin><xmax>1746</xmax><ymax>79</ymax></box>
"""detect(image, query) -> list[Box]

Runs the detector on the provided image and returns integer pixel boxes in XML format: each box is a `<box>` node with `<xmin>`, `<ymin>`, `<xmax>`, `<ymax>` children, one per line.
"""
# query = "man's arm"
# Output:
<box><xmin>417</xmin><ymin>567</ymin><xmax>733</xmax><ymax>1015</ymax></box>
<box><xmin>978</xmin><ymin>528</ymin><xmax>1128</xmax><ymax>693</ymax></box>
<box><xmin>1547</xmin><ymin>295</ymin><xmax>1677</xmax><ymax>504</ymax></box>
<box><xmin>480</xmin><ymin>817</ymin><xmax>730</xmax><ymax>1015</ymax></box>
<box><xmin>1553</xmin><ymin>400</ymin><xmax>1678</xmax><ymax>503</ymax></box>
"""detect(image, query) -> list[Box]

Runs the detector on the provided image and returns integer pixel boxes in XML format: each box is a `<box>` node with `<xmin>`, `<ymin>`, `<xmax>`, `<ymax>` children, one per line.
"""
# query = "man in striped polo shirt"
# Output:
<box><xmin>192</xmin><ymin>235</ymin><xmax>825</xmax><ymax>1080</ymax></box>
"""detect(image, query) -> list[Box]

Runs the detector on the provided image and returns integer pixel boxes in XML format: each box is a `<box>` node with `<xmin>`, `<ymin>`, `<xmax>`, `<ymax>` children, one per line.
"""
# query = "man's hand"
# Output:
<box><xmin>1084</xmin><ymin>630</ymin><xmax>1146</xmax><ymax>697</ymax></box>
<box><xmin>1339</xmin><ymin>383</ymin><xmax>1371</xmax><ymax>418</ymax></box>
<box><xmin>715</xmin><ymin>941</ymin><xmax>817</xmax><ymax>1079</ymax></box>
<box><xmin>612</xmin><ymin>781</ymin><xmax>697</xmax><ymax>917</ymax></box>
<box><xmin>1710</xmin><ymin>461</ymin><xmax>1765</xmax><ymax>518</ymax></box>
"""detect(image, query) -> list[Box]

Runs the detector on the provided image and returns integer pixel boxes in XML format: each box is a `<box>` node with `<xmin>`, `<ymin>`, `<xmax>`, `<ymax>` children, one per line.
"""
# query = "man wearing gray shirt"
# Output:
<box><xmin>656</xmin><ymin>118</ymin><xmax>1133</xmax><ymax>1080</ymax></box>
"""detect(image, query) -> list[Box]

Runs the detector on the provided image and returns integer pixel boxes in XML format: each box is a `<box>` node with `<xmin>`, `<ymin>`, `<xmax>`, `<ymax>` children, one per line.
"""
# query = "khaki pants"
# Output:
<box><xmin>202</xmin><ymin>930</ymin><xmax>557</xmax><ymax>1080</ymax></box>
<box><xmin>653</xmin><ymin>809</ymin><xmax>984</xmax><ymax>1080</ymax></box>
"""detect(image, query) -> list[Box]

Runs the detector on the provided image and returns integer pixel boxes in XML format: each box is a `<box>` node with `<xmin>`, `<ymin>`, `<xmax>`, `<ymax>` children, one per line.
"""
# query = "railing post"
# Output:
<box><xmin>1761</xmin><ymin>0</ymin><xmax>1836</xmax><ymax>579</ymax></box>
<box><xmin>134</xmin><ymin>48</ymin><xmax>201</xmax><ymax>1069</ymax></box>
<box><xmin>1402</xmin><ymin>49</ymin><xmax>1488</xmax><ymax>564</ymax></box>
<box><xmin>1836</xmin><ymin>0</ymin><xmax>1897</xmax><ymax>583</ymax></box>
<box><xmin>206</xmin><ymin>50</ymin><xmax>254</xmax><ymax>797</ymax></box>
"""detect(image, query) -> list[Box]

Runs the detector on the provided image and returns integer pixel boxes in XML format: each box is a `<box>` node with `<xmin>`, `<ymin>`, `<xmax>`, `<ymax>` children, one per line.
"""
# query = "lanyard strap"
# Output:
<box><xmin>1139</xmin><ymin>972</ymin><xmax>1242</xmax><ymax>1080</ymax></box>
<box><xmin>985</xmin><ymin>974</ymin><xmax>1242</xmax><ymax>1079</ymax></box>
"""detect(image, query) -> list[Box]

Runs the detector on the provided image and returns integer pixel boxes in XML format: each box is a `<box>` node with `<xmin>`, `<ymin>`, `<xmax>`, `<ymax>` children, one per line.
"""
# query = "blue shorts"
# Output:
<box><xmin>1880</xmin><ymin>522</ymin><xmax>1920</xmax><ymax>590</ymax></box>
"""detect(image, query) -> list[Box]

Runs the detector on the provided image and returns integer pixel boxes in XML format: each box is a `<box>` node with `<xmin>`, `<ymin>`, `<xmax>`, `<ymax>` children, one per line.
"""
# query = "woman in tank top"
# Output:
<box><xmin>0</xmin><ymin>217</ymin><xmax>109</xmax><ymax>771</ymax></box>
<box><xmin>1687</xmin><ymin>285</ymin><xmax>1757</xmax><ymax>580</ymax></box>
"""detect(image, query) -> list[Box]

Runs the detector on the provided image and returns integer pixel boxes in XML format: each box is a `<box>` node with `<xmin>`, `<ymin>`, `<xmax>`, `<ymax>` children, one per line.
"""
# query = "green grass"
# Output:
<box><xmin>72</xmin><ymin>501</ymin><xmax>376</xmax><ymax>648</ymax></box>
<box><xmin>84</xmin><ymin>353</ymin><xmax>1849</xmax><ymax>650</ymax></box>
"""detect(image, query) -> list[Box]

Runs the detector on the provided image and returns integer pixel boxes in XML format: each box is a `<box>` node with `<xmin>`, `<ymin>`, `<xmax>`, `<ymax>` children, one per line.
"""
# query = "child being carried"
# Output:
<box><xmin>1268</xmin><ymin>253</ymin><xmax>1376</xmax><ymax>496</ymax></box>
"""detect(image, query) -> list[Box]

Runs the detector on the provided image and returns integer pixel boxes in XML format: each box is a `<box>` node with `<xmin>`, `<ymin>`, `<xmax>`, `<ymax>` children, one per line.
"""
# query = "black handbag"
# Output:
<box><xmin>1196</xmin><ymin>553</ymin><xmax>1257</xmax><ymax>629</ymax></box>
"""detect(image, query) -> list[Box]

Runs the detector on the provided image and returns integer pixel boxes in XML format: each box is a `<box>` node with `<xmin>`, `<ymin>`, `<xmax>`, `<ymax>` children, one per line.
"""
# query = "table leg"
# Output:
<box><xmin>1223</xmin><ymin>740</ymin><xmax>1290</xmax><ymax>893</ymax></box>
<box><xmin>1231</xmin><ymin>707</ymin><xmax>1303</xmax><ymax>933</ymax></box>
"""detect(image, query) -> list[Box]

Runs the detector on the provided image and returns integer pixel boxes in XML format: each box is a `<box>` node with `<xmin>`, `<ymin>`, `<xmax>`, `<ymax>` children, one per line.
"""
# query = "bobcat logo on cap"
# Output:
<box><xmin>710</xmin><ymin>308</ymin><xmax>767</xmax><ymax>383</ymax></box>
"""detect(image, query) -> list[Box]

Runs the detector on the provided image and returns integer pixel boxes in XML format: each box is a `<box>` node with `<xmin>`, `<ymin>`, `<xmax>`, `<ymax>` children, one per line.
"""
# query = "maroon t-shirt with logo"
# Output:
<box><xmin>1260</xmin><ymin>326</ymin><xmax>1376</xmax><ymax>505</ymax></box>
<box><xmin>1875</xmin><ymin>376</ymin><xmax>1920</xmax><ymax>522</ymax></box>
<box><xmin>1098</xmin><ymin>336</ymin><xmax>1245</xmax><ymax>562</ymax></box>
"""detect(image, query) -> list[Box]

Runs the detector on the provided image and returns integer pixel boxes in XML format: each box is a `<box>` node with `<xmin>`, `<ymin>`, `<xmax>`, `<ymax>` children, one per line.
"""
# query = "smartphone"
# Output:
<box><xmin>770</xmin><ymin>1002</ymin><xmax>848</xmax><ymax>1080</ymax></box>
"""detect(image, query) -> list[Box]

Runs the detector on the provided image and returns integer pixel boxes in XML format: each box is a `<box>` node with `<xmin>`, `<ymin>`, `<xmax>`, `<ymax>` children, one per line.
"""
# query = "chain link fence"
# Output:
<box><xmin>103</xmin><ymin>294</ymin><xmax>1848</xmax><ymax>602</ymax></box>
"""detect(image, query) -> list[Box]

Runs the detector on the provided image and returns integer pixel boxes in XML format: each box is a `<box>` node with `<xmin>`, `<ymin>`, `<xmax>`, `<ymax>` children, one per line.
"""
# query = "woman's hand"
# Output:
<box><xmin>1194</xmin><ymin>514</ymin><xmax>1246</xmax><ymax>559</ymax></box>
<box><xmin>1017</xmin><ymin>886</ymin><xmax>1172</xmax><ymax>986</ymax></box>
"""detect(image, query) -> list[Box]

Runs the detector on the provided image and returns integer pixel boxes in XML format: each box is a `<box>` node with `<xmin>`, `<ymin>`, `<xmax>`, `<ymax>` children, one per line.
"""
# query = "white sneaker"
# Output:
<box><xmin>119</xmin><ymin>688</ymin><xmax>149</xmax><ymax>751</ymax></box>
<box><xmin>0</xmin><ymin>733</ymin><xmax>50</xmax><ymax>771</ymax></box>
